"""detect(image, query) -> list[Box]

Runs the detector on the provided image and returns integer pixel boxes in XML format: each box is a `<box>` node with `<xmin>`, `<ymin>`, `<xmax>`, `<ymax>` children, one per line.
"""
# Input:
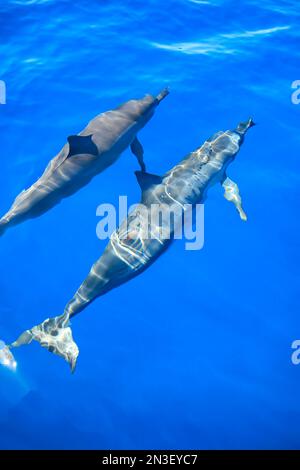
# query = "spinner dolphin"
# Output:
<box><xmin>0</xmin><ymin>89</ymin><xmax>169</xmax><ymax>236</ymax></box>
<box><xmin>3</xmin><ymin>118</ymin><xmax>254</xmax><ymax>372</ymax></box>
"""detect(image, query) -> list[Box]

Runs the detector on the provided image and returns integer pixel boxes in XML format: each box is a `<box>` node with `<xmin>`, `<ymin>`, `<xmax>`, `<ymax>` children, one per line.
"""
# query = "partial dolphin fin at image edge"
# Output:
<box><xmin>9</xmin><ymin>314</ymin><xmax>79</xmax><ymax>373</ymax></box>
<box><xmin>0</xmin><ymin>340</ymin><xmax>17</xmax><ymax>371</ymax></box>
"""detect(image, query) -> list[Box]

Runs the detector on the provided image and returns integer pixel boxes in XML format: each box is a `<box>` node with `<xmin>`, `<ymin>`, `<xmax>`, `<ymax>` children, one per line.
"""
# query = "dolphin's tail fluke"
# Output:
<box><xmin>156</xmin><ymin>87</ymin><xmax>170</xmax><ymax>104</ymax></box>
<box><xmin>8</xmin><ymin>313</ymin><xmax>79</xmax><ymax>373</ymax></box>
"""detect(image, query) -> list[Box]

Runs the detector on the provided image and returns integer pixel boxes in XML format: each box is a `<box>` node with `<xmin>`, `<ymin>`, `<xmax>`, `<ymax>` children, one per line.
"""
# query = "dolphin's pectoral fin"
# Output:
<box><xmin>67</xmin><ymin>134</ymin><xmax>98</xmax><ymax>158</ymax></box>
<box><xmin>131</xmin><ymin>137</ymin><xmax>146</xmax><ymax>172</ymax></box>
<box><xmin>222</xmin><ymin>176</ymin><xmax>247</xmax><ymax>221</ymax></box>
<box><xmin>10</xmin><ymin>314</ymin><xmax>79</xmax><ymax>373</ymax></box>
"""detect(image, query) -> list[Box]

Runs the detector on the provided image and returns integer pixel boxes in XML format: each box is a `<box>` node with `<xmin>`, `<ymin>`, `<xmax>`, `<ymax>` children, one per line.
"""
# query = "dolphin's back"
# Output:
<box><xmin>64</xmin><ymin>206</ymin><xmax>170</xmax><ymax>318</ymax></box>
<box><xmin>114</xmin><ymin>94</ymin><xmax>156</xmax><ymax>120</ymax></box>
<box><xmin>0</xmin><ymin>92</ymin><xmax>164</xmax><ymax>234</ymax></box>
<box><xmin>44</xmin><ymin>95</ymin><xmax>157</xmax><ymax>176</ymax></box>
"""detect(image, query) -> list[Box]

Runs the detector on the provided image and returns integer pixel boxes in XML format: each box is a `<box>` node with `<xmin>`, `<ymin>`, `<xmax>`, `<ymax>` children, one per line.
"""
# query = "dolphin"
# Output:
<box><xmin>0</xmin><ymin>89</ymin><xmax>169</xmax><ymax>237</ymax></box>
<box><xmin>2</xmin><ymin>118</ymin><xmax>254</xmax><ymax>372</ymax></box>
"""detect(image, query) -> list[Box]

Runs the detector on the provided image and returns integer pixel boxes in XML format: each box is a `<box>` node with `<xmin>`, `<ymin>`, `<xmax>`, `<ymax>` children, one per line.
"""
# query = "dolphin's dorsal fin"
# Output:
<box><xmin>67</xmin><ymin>134</ymin><xmax>98</xmax><ymax>158</ymax></box>
<box><xmin>131</xmin><ymin>137</ymin><xmax>146</xmax><ymax>172</ymax></box>
<box><xmin>135</xmin><ymin>171</ymin><xmax>162</xmax><ymax>192</ymax></box>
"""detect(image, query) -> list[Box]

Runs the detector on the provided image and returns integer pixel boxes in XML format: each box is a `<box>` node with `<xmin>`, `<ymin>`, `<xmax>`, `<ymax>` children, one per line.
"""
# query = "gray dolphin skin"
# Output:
<box><xmin>0</xmin><ymin>89</ymin><xmax>169</xmax><ymax>237</ymax></box>
<box><xmin>4</xmin><ymin>118</ymin><xmax>254</xmax><ymax>372</ymax></box>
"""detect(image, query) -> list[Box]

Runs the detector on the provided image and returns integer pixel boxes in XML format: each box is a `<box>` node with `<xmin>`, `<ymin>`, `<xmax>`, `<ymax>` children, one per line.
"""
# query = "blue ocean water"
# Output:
<box><xmin>0</xmin><ymin>0</ymin><xmax>299</xmax><ymax>450</ymax></box>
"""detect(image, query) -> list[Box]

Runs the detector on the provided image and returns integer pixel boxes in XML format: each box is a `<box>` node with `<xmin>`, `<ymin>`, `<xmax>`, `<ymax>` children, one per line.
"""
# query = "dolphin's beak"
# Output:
<box><xmin>236</xmin><ymin>118</ymin><xmax>256</xmax><ymax>135</ymax></box>
<box><xmin>156</xmin><ymin>87</ymin><xmax>170</xmax><ymax>104</ymax></box>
